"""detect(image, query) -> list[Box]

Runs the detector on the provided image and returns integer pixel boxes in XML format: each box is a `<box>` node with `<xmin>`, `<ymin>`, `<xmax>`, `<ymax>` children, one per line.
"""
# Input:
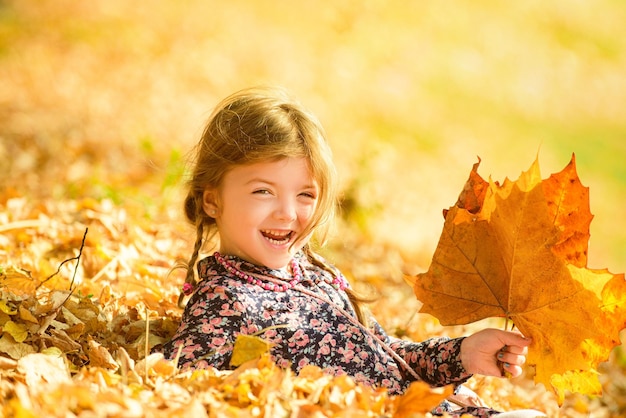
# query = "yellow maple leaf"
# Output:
<box><xmin>229</xmin><ymin>334</ymin><xmax>272</xmax><ymax>368</ymax></box>
<box><xmin>3</xmin><ymin>320</ymin><xmax>28</xmax><ymax>343</ymax></box>
<box><xmin>549</xmin><ymin>369</ymin><xmax>602</xmax><ymax>405</ymax></box>
<box><xmin>411</xmin><ymin>155</ymin><xmax>626</xmax><ymax>403</ymax></box>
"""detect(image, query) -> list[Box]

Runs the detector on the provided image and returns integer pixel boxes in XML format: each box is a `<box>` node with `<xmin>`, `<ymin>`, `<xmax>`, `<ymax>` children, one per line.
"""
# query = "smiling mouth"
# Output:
<box><xmin>261</xmin><ymin>229</ymin><xmax>294</xmax><ymax>245</ymax></box>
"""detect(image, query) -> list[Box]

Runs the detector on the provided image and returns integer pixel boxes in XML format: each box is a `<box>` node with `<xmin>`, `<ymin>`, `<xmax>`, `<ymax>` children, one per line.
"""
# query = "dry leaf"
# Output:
<box><xmin>411</xmin><ymin>155</ymin><xmax>626</xmax><ymax>403</ymax></box>
<box><xmin>18</xmin><ymin>305</ymin><xmax>39</xmax><ymax>323</ymax></box>
<box><xmin>0</xmin><ymin>299</ymin><xmax>18</xmax><ymax>315</ymax></box>
<box><xmin>0</xmin><ymin>355</ymin><xmax>17</xmax><ymax>369</ymax></box>
<box><xmin>87</xmin><ymin>337</ymin><xmax>119</xmax><ymax>370</ymax></box>
<box><xmin>0</xmin><ymin>334</ymin><xmax>36</xmax><ymax>359</ymax></box>
<box><xmin>3</xmin><ymin>320</ymin><xmax>28</xmax><ymax>343</ymax></box>
<box><xmin>46</xmin><ymin>328</ymin><xmax>82</xmax><ymax>352</ymax></box>
<box><xmin>0</xmin><ymin>267</ymin><xmax>39</xmax><ymax>296</ymax></box>
<box><xmin>17</xmin><ymin>353</ymin><xmax>71</xmax><ymax>390</ymax></box>
<box><xmin>61</xmin><ymin>306</ymin><xmax>85</xmax><ymax>327</ymax></box>
<box><xmin>41</xmin><ymin>347</ymin><xmax>64</xmax><ymax>356</ymax></box>
<box><xmin>135</xmin><ymin>352</ymin><xmax>177</xmax><ymax>378</ymax></box>
<box><xmin>393</xmin><ymin>381</ymin><xmax>453</xmax><ymax>417</ymax></box>
<box><xmin>229</xmin><ymin>334</ymin><xmax>272</xmax><ymax>368</ymax></box>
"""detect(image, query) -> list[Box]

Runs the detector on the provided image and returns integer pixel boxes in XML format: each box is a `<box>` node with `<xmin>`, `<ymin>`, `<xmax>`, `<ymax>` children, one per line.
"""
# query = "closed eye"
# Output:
<box><xmin>253</xmin><ymin>189</ymin><xmax>272</xmax><ymax>195</ymax></box>
<box><xmin>300</xmin><ymin>192</ymin><xmax>317</xmax><ymax>199</ymax></box>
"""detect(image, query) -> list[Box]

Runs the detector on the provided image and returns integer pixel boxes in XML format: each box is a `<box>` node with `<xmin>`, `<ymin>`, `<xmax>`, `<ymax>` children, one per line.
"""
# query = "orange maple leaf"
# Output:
<box><xmin>393</xmin><ymin>381</ymin><xmax>453</xmax><ymax>418</ymax></box>
<box><xmin>410</xmin><ymin>154</ymin><xmax>626</xmax><ymax>404</ymax></box>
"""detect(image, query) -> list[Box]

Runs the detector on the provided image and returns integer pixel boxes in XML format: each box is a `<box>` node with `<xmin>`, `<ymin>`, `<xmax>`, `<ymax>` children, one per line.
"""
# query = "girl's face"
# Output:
<box><xmin>205</xmin><ymin>157</ymin><xmax>319</xmax><ymax>270</ymax></box>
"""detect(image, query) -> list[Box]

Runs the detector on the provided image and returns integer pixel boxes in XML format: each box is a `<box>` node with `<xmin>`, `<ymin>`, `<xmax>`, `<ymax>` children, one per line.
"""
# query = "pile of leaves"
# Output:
<box><xmin>0</xmin><ymin>197</ymin><xmax>451</xmax><ymax>417</ymax></box>
<box><xmin>0</xmin><ymin>187</ymin><xmax>624</xmax><ymax>416</ymax></box>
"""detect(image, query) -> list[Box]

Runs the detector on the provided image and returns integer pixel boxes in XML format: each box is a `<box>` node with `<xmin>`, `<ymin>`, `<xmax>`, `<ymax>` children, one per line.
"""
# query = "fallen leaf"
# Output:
<box><xmin>0</xmin><ymin>334</ymin><xmax>36</xmax><ymax>359</ymax></box>
<box><xmin>0</xmin><ymin>300</ymin><xmax>18</xmax><ymax>315</ymax></box>
<box><xmin>135</xmin><ymin>352</ymin><xmax>177</xmax><ymax>378</ymax></box>
<box><xmin>45</xmin><ymin>328</ymin><xmax>82</xmax><ymax>352</ymax></box>
<box><xmin>41</xmin><ymin>347</ymin><xmax>64</xmax><ymax>356</ymax></box>
<box><xmin>393</xmin><ymin>381</ymin><xmax>453</xmax><ymax>417</ymax></box>
<box><xmin>6</xmin><ymin>382</ymin><xmax>38</xmax><ymax>418</ymax></box>
<box><xmin>411</xmin><ymin>155</ymin><xmax>626</xmax><ymax>402</ymax></box>
<box><xmin>229</xmin><ymin>334</ymin><xmax>272</xmax><ymax>368</ymax></box>
<box><xmin>3</xmin><ymin>320</ymin><xmax>29</xmax><ymax>343</ymax></box>
<box><xmin>49</xmin><ymin>290</ymin><xmax>72</xmax><ymax>311</ymax></box>
<box><xmin>19</xmin><ymin>305</ymin><xmax>39</xmax><ymax>323</ymax></box>
<box><xmin>0</xmin><ymin>267</ymin><xmax>39</xmax><ymax>296</ymax></box>
<box><xmin>17</xmin><ymin>353</ymin><xmax>71</xmax><ymax>390</ymax></box>
<box><xmin>86</xmin><ymin>337</ymin><xmax>119</xmax><ymax>370</ymax></box>
<box><xmin>0</xmin><ymin>355</ymin><xmax>17</xmax><ymax>369</ymax></box>
<box><xmin>61</xmin><ymin>306</ymin><xmax>85</xmax><ymax>327</ymax></box>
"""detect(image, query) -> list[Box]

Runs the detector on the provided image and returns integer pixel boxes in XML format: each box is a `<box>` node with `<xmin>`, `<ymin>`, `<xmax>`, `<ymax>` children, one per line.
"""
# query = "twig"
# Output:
<box><xmin>68</xmin><ymin>228</ymin><xmax>88</xmax><ymax>291</ymax></box>
<box><xmin>38</xmin><ymin>228</ymin><xmax>89</xmax><ymax>309</ymax></box>
<box><xmin>38</xmin><ymin>228</ymin><xmax>89</xmax><ymax>290</ymax></box>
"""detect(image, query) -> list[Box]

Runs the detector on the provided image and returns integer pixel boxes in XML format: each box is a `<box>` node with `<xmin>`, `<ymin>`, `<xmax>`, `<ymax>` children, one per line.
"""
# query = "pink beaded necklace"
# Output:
<box><xmin>214</xmin><ymin>252</ymin><xmax>302</xmax><ymax>292</ymax></box>
<box><xmin>213</xmin><ymin>251</ymin><xmax>348</xmax><ymax>291</ymax></box>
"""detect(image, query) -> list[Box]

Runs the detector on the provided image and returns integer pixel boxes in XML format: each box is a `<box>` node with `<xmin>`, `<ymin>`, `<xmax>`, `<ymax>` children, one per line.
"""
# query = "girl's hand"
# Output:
<box><xmin>460</xmin><ymin>329</ymin><xmax>532</xmax><ymax>378</ymax></box>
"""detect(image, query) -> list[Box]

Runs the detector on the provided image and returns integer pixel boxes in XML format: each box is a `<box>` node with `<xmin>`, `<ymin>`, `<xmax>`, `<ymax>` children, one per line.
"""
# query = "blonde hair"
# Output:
<box><xmin>178</xmin><ymin>86</ymin><xmax>370</xmax><ymax>323</ymax></box>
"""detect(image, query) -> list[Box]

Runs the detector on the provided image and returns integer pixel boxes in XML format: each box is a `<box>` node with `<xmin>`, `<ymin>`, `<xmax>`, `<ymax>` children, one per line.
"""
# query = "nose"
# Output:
<box><xmin>274</xmin><ymin>196</ymin><xmax>297</xmax><ymax>221</ymax></box>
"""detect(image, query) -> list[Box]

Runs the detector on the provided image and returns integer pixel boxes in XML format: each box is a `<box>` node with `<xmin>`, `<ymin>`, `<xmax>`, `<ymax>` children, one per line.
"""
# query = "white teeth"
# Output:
<box><xmin>262</xmin><ymin>229</ymin><xmax>290</xmax><ymax>237</ymax></box>
<box><xmin>261</xmin><ymin>230</ymin><xmax>292</xmax><ymax>245</ymax></box>
<box><xmin>266</xmin><ymin>237</ymin><xmax>287</xmax><ymax>245</ymax></box>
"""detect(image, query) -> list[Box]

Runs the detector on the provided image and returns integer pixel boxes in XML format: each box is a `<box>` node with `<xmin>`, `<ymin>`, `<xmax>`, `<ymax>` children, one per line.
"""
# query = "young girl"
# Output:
<box><xmin>161</xmin><ymin>87</ymin><xmax>543</xmax><ymax>417</ymax></box>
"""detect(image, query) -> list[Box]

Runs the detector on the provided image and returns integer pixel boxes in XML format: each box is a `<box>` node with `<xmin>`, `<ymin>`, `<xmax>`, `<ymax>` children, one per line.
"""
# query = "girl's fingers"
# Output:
<box><xmin>497</xmin><ymin>350</ymin><xmax>526</xmax><ymax>366</ymax></box>
<box><xmin>501</xmin><ymin>361</ymin><xmax>524</xmax><ymax>378</ymax></box>
<box><xmin>497</xmin><ymin>344</ymin><xmax>528</xmax><ymax>378</ymax></box>
<box><xmin>499</xmin><ymin>343</ymin><xmax>528</xmax><ymax>357</ymax></box>
<box><xmin>506</xmin><ymin>345</ymin><xmax>529</xmax><ymax>356</ymax></box>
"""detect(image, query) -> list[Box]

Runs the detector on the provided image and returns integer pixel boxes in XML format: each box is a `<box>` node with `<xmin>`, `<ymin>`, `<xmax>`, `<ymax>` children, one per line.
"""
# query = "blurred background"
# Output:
<box><xmin>1</xmin><ymin>0</ymin><xmax>624</xmax><ymax>271</ymax></box>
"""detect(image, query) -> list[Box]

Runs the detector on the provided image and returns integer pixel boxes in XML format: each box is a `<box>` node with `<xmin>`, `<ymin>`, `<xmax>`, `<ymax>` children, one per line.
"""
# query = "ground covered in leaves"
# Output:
<box><xmin>1</xmin><ymin>196</ymin><xmax>625</xmax><ymax>417</ymax></box>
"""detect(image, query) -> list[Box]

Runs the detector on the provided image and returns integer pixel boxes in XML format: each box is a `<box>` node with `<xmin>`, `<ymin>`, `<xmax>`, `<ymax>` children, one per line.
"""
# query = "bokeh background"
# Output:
<box><xmin>1</xmin><ymin>0</ymin><xmax>626</xmax><ymax>415</ymax></box>
<box><xmin>1</xmin><ymin>0</ymin><xmax>624</xmax><ymax>272</ymax></box>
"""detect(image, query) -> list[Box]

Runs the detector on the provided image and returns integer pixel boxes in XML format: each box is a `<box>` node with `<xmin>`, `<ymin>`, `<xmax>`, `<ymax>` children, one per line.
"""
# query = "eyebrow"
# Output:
<box><xmin>245</xmin><ymin>178</ymin><xmax>318</xmax><ymax>189</ymax></box>
<box><xmin>245</xmin><ymin>178</ymin><xmax>275</xmax><ymax>186</ymax></box>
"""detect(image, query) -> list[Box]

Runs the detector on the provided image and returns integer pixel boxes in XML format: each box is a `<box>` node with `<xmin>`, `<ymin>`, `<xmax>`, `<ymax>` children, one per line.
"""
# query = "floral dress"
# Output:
<box><xmin>161</xmin><ymin>253</ymin><xmax>500</xmax><ymax>417</ymax></box>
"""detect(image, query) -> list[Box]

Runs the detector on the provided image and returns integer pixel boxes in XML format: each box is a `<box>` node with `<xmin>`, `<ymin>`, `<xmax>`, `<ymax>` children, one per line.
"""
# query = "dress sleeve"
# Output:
<box><xmin>162</xmin><ymin>281</ymin><xmax>247</xmax><ymax>371</ymax></box>
<box><xmin>368</xmin><ymin>317</ymin><xmax>473</xmax><ymax>387</ymax></box>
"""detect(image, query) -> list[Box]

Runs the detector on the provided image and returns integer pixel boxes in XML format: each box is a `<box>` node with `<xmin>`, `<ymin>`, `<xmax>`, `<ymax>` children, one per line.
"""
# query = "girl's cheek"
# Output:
<box><xmin>299</xmin><ymin>205</ymin><xmax>316</xmax><ymax>221</ymax></box>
